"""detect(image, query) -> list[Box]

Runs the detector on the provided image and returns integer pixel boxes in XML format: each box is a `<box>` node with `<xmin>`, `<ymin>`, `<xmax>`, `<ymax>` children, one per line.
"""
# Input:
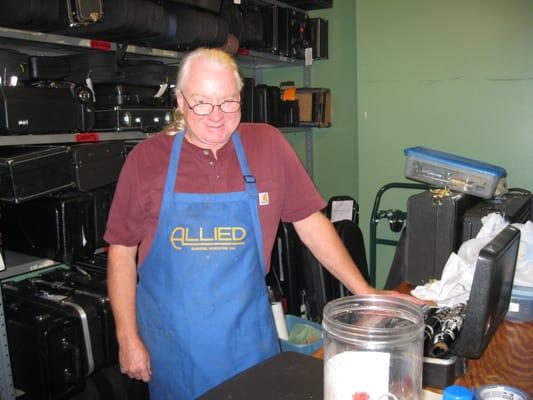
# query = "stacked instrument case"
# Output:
<box><xmin>69</xmin><ymin>142</ymin><xmax>126</xmax><ymax>191</ymax></box>
<box><xmin>1</xmin><ymin>50</ymin><xmax>96</xmax><ymax>135</ymax></box>
<box><xmin>404</xmin><ymin>189</ymin><xmax>480</xmax><ymax>285</ymax></box>
<box><xmin>299</xmin><ymin>197</ymin><xmax>368</xmax><ymax>322</ymax></box>
<box><xmin>55</xmin><ymin>0</ymin><xmax>169</xmax><ymax>42</ymax></box>
<box><xmin>240</xmin><ymin>77</ymin><xmax>255</xmax><ymax>123</ymax></box>
<box><xmin>28</xmin><ymin>55</ymin><xmax>71</xmax><ymax>81</ymax></box>
<box><xmin>283</xmin><ymin>0</ymin><xmax>333</xmax><ymax>10</ymax></box>
<box><xmin>0</xmin><ymin>85</ymin><xmax>95</xmax><ymax>134</ymax></box>
<box><xmin>266</xmin><ymin>222</ymin><xmax>306</xmax><ymax>316</ymax></box>
<box><xmin>91</xmin><ymin>185</ymin><xmax>117</xmax><ymax>249</ymax></box>
<box><xmin>254</xmin><ymin>84</ymin><xmax>281</xmax><ymax>126</ymax></box>
<box><xmin>94</xmin><ymin>106</ymin><xmax>173</xmax><ymax>132</ymax></box>
<box><xmin>167</xmin><ymin>0</ymin><xmax>222</xmax><ymax>13</ymax></box>
<box><xmin>0</xmin><ymin>0</ymin><xmax>104</xmax><ymax>32</ymax></box>
<box><xmin>0</xmin><ymin>145</ymin><xmax>75</xmax><ymax>203</ymax></box>
<box><xmin>295</xmin><ymin>88</ymin><xmax>332</xmax><ymax>128</ymax></box>
<box><xmin>62</xmin><ymin>52</ymin><xmax>176</xmax><ymax>132</ymax></box>
<box><xmin>1</xmin><ymin>190</ymin><xmax>103</xmax><ymax>263</ymax></box>
<box><xmin>2</xmin><ymin>252</ymin><xmax>150</xmax><ymax>399</ymax></box>
<box><xmin>267</xmin><ymin>196</ymin><xmax>368</xmax><ymax>322</ymax></box>
<box><xmin>239</xmin><ymin>5</ymin><xmax>266</xmax><ymax>49</ymax></box>
<box><xmin>309</xmin><ymin>17</ymin><xmax>328</xmax><ymax>59</ymax></box>
<box><xmin>3</xmin><ymin>280</ymin><xmax>107</xmax><ymax>376</ymax></box>
<box><xmin>30</xmin><ymin>271</ymin><xmax>118</xmax><ymax>368</ymax></box>
<box><xmin>0</xmin><ymin>48</ymin><xmax>31</xmax><ymax>84</ymax></box>
<box><xmin>4</xmin><ymin>293</ymin><xmax>87</xmax><ymax>399</ymax></box>
<box><xmin>462</xmin><ymin>188</ymin><xmax>532</xmax><ymax>242</ymax></box>
<box><xmin>156</xmin><ymin>2</ymin><xmax>229</xmax><ymax>51</ymax></box>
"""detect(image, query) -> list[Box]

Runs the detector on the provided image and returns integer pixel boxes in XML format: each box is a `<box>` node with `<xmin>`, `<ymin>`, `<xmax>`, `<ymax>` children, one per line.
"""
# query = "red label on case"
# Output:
<box><xmin>75</xmin><ymin>132</ymin><xmax>100</xmax><ymax>142</ymax></box>
<box><xmin>90</xmin><ymin>40</ymin><xmax>112</xmax><ymax>51</ymax></box>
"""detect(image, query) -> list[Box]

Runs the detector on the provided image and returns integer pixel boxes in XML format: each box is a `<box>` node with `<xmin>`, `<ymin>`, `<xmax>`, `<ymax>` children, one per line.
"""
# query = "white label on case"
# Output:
<box><xmin>508</xmin><ymin>301</ymin><xmax>520</xmax><ymax>312</ymax></box>
<box><xmin>305</xmin><ymin>48</ymin><xmax>313</xmax><ymax>66</ymax></box>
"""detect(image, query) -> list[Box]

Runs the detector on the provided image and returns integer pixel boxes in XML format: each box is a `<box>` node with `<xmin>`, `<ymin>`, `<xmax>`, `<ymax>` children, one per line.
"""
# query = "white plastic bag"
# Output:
<box><xmin>411</xmin><ymin>213</ymin><xmax>533</xmax><ymax>306</ymax></box>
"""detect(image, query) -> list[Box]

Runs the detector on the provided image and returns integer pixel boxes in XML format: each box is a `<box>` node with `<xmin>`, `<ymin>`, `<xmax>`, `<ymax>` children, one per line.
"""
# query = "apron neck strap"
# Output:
<box><xmin>231</xmin><ymin>132</ymin><xmax>256</xmax><ymax>191</ymax></box>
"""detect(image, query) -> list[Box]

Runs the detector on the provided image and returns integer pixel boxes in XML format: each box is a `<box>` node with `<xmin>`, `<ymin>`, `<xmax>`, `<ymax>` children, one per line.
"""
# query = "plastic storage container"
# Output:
<box><xmin>473</xmin><ymin>384</ymin><xmax>531</xmax><ymax>400</ymax></box>
<box><xmin>404</xmin><ymin>146</ymin><xmax>507</xmax><ymax>199</ymax></box>
<box><xmin>279</xmin><ymin>314</ymin><xmax>323</xmax><ymax>355</ymax></box>
<box><xmin>322</xmin><ymin>295</ymin><xmax>424</xmax><ymax>400</ymax></box>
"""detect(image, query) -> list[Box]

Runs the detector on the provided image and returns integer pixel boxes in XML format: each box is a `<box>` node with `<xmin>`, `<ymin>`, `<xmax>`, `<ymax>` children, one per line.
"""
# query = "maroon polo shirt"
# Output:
<box><xmin>104</xmin><ymin>123</ymin><xmax>325</xmax><ymax>270</ymax></box>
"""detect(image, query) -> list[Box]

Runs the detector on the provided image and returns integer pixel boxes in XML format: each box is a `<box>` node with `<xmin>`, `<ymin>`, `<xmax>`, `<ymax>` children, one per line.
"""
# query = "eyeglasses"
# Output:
<box><xmin>180</xmin><ymin>91</ymin><xmax>241</xmax><ymax>116</ymax></box>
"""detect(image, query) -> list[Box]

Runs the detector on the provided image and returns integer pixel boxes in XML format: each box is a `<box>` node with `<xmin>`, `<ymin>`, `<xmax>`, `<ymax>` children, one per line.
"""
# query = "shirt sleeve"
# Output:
<box><xmin>275</xmin><ymin>129</ymin><xmax>327</xmax><ymax>222</ymax></box>
<box><xmin>103</xmin><ymin>144</ymin><xmax>145</xmax><ymax>246</ymax></box>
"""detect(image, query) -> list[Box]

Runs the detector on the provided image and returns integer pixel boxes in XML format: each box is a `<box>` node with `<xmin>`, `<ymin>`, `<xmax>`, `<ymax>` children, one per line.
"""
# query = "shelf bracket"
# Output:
<box><xmin>0</xmin><ymin>284</ymin><xmax>15</xmax><ymax>400</ymax></box>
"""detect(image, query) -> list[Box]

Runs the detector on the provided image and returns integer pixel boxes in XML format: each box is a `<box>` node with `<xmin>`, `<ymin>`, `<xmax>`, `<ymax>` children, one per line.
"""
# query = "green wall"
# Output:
<box><xmin>357</xmin><ymin>0</ymin><xmax>533</xmax><ymax>287</ymax></box>
<box><xmin>266</xmin><ymin>0</ymin><xmax>533</xmax><ymax>288</ymax></box>
<box><xmin>263</xmin><ymin>1</ymin><xmax>358</xmax><ymax>201</ymax></box>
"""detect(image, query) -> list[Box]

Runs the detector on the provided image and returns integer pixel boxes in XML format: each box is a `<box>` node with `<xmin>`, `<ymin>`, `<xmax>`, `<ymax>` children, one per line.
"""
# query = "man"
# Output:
<box><xmin>105</xmin><ymin>48</ymin><xmax>419</xmax><ymax>400</ymax></box>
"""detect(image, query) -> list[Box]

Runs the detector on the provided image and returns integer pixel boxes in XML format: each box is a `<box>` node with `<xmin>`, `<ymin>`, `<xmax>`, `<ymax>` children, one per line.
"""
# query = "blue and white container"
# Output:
<box><xmin>404</xmin><ymin>147</ymin><xmax>507</xmax><ymax>199</ymax></box>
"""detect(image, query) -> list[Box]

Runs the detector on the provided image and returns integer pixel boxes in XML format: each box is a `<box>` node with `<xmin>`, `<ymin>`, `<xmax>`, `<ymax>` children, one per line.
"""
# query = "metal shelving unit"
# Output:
<box><xmin>0</xmin><ymin>285</ymin><xmax>15</xmax><ymax>400</ymax></box>
<box><xmin>0</xmin><ymin>251</ymin><xmax>59</xmax><ymax>281</ymax></box>
<box><xmin>0</xmin><ymin>2</ymin><xmax>319</xmax><ymax>394</ymax></box>
<box><xmin>0</xmin><ymin>131</ymin><xmax>151</xmax><ymax>146</ymax></box>
<box><xmin>0</xmin><ymin>26</ymin><xmax>182</xmax><ymax>61</ymax></box>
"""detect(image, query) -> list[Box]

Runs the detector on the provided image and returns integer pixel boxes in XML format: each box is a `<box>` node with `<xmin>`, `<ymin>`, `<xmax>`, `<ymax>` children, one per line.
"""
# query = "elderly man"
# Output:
<box><xmin>105</xmin><ymin>48</ymin><xmax>418</xmax><ymax>400</ymax></box>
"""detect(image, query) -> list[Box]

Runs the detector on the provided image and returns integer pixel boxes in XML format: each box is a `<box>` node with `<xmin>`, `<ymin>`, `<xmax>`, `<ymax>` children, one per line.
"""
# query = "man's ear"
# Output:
<box><xmin>176</xmin><ymin>91</ymin><xmax>184</xmax><ymax>113</ymax></box>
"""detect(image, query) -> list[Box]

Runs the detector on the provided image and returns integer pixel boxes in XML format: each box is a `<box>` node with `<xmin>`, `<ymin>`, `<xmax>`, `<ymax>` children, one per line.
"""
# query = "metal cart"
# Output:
<box><xmin>368</xmin><ymin>182</ymin><xmax>429</xmax><ymax>286</ymax></box>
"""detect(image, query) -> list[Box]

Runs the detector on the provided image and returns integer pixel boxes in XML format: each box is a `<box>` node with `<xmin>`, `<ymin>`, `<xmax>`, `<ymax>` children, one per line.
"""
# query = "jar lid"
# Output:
<box><xmin>443</xmin><ymin>385</ymin><xmax>472</xmax><ymax>400</ymax></box>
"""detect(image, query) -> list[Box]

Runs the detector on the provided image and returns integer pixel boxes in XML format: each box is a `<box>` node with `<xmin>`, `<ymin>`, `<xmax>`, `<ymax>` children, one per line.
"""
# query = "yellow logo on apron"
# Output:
<box><xmin>170</xmin><ymin>226</ymin><xmax>247</xmax><ymax>251</ymax></box>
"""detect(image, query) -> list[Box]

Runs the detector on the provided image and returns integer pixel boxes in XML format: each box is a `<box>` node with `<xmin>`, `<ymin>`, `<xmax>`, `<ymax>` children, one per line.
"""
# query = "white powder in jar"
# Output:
<box><xmin>324</xmin><ymin>351</ymin><xmax>391</xmax><ymax>400</ymax></box>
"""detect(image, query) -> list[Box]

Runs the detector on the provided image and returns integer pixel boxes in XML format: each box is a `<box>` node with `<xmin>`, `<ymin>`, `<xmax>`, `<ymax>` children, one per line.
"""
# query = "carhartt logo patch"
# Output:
<box><xmin>259</xmin><ymin>192</ymin><xmax>269</xmax><ymax>206</ymax></box>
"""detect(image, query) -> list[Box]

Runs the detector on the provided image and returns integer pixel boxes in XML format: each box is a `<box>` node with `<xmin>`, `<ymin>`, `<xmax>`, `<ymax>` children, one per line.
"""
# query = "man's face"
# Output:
<box><xmin>177</xmin><ymin>58</ymin><xmax>241</xmax><ymax>152</ymax></box>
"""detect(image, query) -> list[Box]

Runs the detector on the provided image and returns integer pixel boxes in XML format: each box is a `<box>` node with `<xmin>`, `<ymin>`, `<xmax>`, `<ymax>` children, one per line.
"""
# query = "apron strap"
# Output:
<box><xmin>231</xmin><ymin>132</ymin><xmax>267</xmax><ymax>271</ymax></box>
<box><xmin>231</xmin><ymin>132</ymin><xmax>257</xmax><ymax>194</ymax></box>
<box><xmin>160</xmin><ymin>132</ymin><xmax>185</xmax><ymax>213</ymax></box>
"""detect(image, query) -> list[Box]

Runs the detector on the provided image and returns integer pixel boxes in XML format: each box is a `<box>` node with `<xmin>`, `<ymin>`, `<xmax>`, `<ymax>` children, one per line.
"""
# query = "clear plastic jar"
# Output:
<box><xmin>322</xmin><ymin>295</ymin><xmax>424</xmax><ymax>400</ymax></box>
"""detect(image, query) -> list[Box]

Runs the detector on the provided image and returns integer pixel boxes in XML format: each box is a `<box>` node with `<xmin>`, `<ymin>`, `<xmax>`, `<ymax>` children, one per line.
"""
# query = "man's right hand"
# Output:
<box><xmin>119</xmin><ymin>336</ymin><xmax>152</xmax><ymax>383</ymax></box>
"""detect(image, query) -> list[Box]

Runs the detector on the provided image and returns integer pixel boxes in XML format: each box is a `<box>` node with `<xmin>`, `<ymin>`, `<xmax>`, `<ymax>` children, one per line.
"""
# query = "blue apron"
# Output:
<box><xmin>136</xmin><ymin>131</ymin><xmax>280</xmax><ymax>400</ymax></box>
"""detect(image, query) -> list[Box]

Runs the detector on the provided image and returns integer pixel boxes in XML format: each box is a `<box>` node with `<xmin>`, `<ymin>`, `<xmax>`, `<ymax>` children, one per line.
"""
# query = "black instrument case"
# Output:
<box><xmin>0</xmin><ymin>145</ymin><xmax>74</xmax><ymax>203</ymax></box>
<box><xmin>3</xmin><ymin>293</ymin><xmax>86</xmax><ymax>400</ymax></box>
<box><xmin>0</xmin><ymin>85</ymin><xmax>95</xmax><ymax>134</ymax></box>
<box><xmin>1</xmin><ymin>191</ymin><xmax>98</xmax><ymax>262</ymax></box>
<box><xmin>404</xmin><ymin>189</ymin><xmax>480</xmax><ymax>285</ymax></box>
<box><xmin>422</xmin><ymin>225</ymin><xmax>521</xmax><ymax>389</ymax></box>
<box><xmin>69</xmin><ymin>142</ymin><xmax>126</xmax><ymax>191</ymax></box>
